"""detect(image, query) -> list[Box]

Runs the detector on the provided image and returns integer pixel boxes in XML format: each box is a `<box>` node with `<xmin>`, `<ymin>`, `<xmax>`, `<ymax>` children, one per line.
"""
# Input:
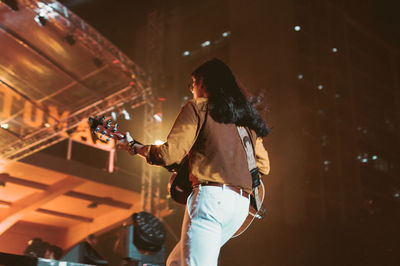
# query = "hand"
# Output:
<box><xmin>117</xmin><ymin>132</ymin><xmax>136</xmax><ymax>155</ymax></box>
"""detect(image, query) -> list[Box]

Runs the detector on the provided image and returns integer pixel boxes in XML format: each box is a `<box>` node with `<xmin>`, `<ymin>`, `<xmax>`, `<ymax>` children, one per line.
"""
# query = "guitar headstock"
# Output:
<box><xmin>88</xmin><ymin>116</ymin><xmax>125</xmax><ymax>142</ymax></box>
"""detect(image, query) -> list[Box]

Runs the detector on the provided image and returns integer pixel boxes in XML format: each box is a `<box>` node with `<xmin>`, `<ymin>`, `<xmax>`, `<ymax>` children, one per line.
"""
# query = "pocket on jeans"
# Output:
<box><xmin>196</xmin><ymin>187</ymin><xmax>226</xmax><ymax>222</ymax></box>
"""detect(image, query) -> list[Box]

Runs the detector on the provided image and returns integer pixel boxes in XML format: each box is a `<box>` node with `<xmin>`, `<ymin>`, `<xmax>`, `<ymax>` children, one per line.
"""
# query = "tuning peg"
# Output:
<box><xmin>105</xmin><ymin>119</ymin><xmax>112</xmax><ymax>129</ymax></box>
<box><xmin>112</xmin><ymin>123</ymin><xmax>118</xmax><ymax>133</ymax></box>
<box><xmin>88</xmin><ymin>117</ymin><xmax>94</xmax><ymax>124</ymax></box>
<box><xmin>95</xmin><ymin>127</ymin><xmax>100</xmax><ymax>132</ymax></box>
<box><xmin>100</xmin><ymin>116</ymin><xmax>105</xmax><ymax>124</ymax></box>
<box><xmin>102</xmin><ymin>130</ymin><xmax>107</xmax><ymax>135</ymax></box>
<box><xmin>109</xmin><ymin>134</ymin><xmax>114</xmax><ymax>138</ymax></box>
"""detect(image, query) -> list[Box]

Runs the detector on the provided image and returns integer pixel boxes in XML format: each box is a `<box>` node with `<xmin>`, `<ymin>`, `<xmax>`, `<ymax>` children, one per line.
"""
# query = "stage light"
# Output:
<box><xmin>222</xmin><ymin>31</ymin><xmax>231</xmax><ymax>37</ymax></box>
<box><xmin>372</xmin><ymin>155</ymin><xmax>378</xmax><ymax>160</ymax></box>
<box><xmin>121</xmin><ymin>108</ymin><xmax>130</xmax><ymax>120</ymax></box>
<box><xmin>323</xmin><ymin>160</ymin><xmax>330</xmax><ymax>165</ymax></box>
<box><xmin>294</xmin><ymin>25</ymin><xmax>301</xmax><ymax>31</ymax></box>
<box><xmin>1</xmin><ymin>124</ymin><xmax>8</xmax><ymax>129</ymax></box>
<box><xmin>201</xmin><ymin>41</ymin><xmax>211</xmax><ymax>47</ymax></box>
<box><xmin>153</xmin><ymin>112</ymin><xmax>162</xmax><ymax>122</ymax></box>
<box><xmin>297</xmin><ymin>74</ymin><xmax>303</xmax><ymax>79</ymax></box>
<box><xmin>24</xmin><ymin>238</ymin><xmax>49</xmax><ymax>258</ymax></box>
<box><xmin>132</xmin><ymin>212</ymin><xmax>165</xmax><ymax>252</ymax></box>
<box><xmin>394</xmin><ymin>193</ymin><xmax>400</xmax><ymax>198</ymax></box>
<box><xmin>154</xmin><ymin>140</ymin><xmax>164</xmax><ymax>145</ymax></box>
<box><xmin>332</xmin><ymin>47</ymin><xmax>338</xmax><ymax>53</ymax></box>
<box><xmin>182</xmin><ymin>51</ymin><xmax>190</xmax><ymax>56</ymax></box>
<box><xmin>318</xmin><ymin>84</ymin><xmax>323</xmax><ymax>90</ymax></box>
<box><xmin>361</xmin><ymin>158</ymin><xmax>368</xmax><ymax>163</ymax></box>
<box><xmin>111</xmin><ymin>111</ymin><xmax>117</xmax><ymax>121</ymax></box>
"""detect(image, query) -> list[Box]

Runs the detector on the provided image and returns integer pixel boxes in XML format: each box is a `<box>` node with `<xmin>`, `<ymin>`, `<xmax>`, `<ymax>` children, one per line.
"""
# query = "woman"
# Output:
<box><xmin>119</xmin><ymin>58</ymin><xmax>270</xmax><ymax>265</ymax></box>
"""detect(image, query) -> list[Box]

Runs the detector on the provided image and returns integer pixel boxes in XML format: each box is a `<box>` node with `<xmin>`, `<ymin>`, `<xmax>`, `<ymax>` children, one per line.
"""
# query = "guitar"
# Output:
<box><xmin>88</xmin><ymin>116</ymin><xmax>266</xmax><ymax>237</ymax></box>
<box><xmin>88</xmin><ymin>116</ymin><xmax>190</xmax><ymax>204</ymax></box>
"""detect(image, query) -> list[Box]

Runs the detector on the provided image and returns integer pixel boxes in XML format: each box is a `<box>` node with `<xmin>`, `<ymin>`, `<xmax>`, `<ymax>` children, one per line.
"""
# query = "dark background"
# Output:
<box><xmin>55</xmin><ymin>0</ymin><xmax>400</xmax><ymax>265</ymax></box>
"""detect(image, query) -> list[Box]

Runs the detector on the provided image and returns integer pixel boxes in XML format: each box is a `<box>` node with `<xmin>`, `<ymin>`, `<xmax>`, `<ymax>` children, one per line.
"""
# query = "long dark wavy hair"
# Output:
<box><xmin>192</xmin><ymin>58</ymin><xmax>271</xmax><ymax>137</ymax></box>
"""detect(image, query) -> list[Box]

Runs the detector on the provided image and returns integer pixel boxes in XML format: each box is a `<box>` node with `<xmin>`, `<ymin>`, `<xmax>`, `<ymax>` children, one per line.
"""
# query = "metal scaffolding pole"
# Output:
<box><xmin>140</xmin><ymin>9</ymin><xmax>165</xmax><ymax>216</ymax></box>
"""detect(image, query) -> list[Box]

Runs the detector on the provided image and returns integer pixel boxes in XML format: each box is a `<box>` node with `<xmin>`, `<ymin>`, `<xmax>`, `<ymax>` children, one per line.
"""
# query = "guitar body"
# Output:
<box><xmin>167</xmin><ymin>158</ymin><xmax>192</xmax><ymax>205</ymax></box>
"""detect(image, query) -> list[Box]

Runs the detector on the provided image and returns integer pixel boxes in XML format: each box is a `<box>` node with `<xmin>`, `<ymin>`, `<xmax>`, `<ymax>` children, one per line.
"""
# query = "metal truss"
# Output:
<box><xmin>2</xmin><ymin>84</ymin><xmax>154</xmax><ymax>160</ymax></box>
<box><xmin>141</xmin><ymin>10</ymin><xmax>165</xmax><ymax>216</ymax></box>
<box><xmin>21</xmin><ymin>0</ymin><xmax>151</xmax><ymax>89</ymax></box>
<box><xmin>141</xmin><ymin>92</ymin><xmax>163</xmax><ymax>216</ymax></box>
<box><xmin>0</xmin><ymin>0</ymin><xmax>163</xmax><ymax>218</ymax></box>
<box><xmin>0</xmin><ymin>0</ymin><xmax>157</xmax><ymax>160</ymax></box>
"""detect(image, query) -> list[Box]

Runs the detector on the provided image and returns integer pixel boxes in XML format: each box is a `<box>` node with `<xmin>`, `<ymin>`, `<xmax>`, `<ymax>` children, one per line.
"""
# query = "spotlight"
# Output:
<box><xmin>24</xmin><ymin>238</ymin><xmax>49</xmax><ymax>258</ymax></box>
<box><xmin>154</xmin><ymin>140</ymin><xmax>164</xmax><ymax>145</ymax></box>
<box><xmin>153</xmin><ymin>112</ymin><xmax>162</xmax><ymax>122</ymax></box>
<box><xmin>34</xmin><ymin>15</ymin><xmax>47</xmax><ymax>26</ymax></box>
<box><xmin>222</xmin><ymin>31</ymin><xmax>231</xmax><ymax>37</ymax></box>
<box><xmin>132</xmin><ymin>212</ymin><xmax>165</xmax><ymax>252</ymax></box>
<box><xmin>182</xmin><ymin>51</ymin><xmax>190</xmax><ymax>56</ymax></box>
<box><xmin>121</xmin><ymin>108</ymin><xmax>130</xmax><ymax>120</ymax></box>
<box><xmin>294</xmin><ymin>25</ymin><xmax>301</xmax><ymax>31</ymax></box>
<box><xmin>111</xmin><ymin>111</ymin><xmax>117</xmax><ymax>121</ymax></box>
<box><xmin>201</xmin><ymin>41</ymin><xmax>211</xmax><ymax>47</ymax></box>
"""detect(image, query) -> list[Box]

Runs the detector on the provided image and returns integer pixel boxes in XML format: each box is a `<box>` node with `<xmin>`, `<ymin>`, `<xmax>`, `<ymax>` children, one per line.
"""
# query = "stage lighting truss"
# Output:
<box><xmin>0</xmin><ymin>0</ymin><xmax>159</xmax><ymax>161</ymax></box>
<box><xmin>26</xmin><ymin>0</ymin><xmax>150</xmax><ymax>89</ymax></box>
<box><xmin>0</xmin><ymin>85</ymin><xmax>156</xmax><ymax>161</ymax></box>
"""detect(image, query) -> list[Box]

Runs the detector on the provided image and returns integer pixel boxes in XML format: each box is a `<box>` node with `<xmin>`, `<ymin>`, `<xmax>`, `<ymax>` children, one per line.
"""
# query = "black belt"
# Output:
<box><xmin>193</xmin><ymin>182</ymin><xmax>250</xmax><ymax>198</ymax></box>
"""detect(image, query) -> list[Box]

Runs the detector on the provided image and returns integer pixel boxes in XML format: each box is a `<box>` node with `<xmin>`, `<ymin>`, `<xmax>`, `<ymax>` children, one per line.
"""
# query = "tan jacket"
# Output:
<box><xmin>144</xmin><ymin>98</ymin><xmax>270</xmax><ymax>192</ymax></box>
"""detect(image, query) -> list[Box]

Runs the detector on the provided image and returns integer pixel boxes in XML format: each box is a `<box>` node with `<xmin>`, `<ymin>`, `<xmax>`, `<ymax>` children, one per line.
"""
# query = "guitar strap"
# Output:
<box><xmin>237</xmin><ymin>126</ymin><xmax>263</xmax><ymax>211</ymax></box>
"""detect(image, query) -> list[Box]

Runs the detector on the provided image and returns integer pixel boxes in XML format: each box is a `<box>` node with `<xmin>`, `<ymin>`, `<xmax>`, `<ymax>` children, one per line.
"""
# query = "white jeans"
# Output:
<box><xmin>166</xmin><ymin>184</ymin><xmax>250</xmax><ymax>266</ymax></box>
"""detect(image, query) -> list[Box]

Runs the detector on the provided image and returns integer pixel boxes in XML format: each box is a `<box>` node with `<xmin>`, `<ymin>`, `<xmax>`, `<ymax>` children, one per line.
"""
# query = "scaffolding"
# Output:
<box><xmin>0</xmin><ymin>0</ymin><xmax>160</xmax><ymax>214</ymax></box>
<box><xmin>140</xmin><ymin>9</ymin><xmax>165</xmax><ymax>216</ymax></box>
